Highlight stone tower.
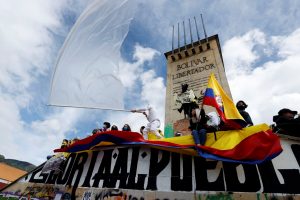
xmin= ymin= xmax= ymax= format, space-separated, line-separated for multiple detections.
xmin=164 ymin=35 xmax=231 ymax=136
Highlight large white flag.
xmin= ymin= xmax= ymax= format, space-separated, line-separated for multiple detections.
xmin=49 ymin=0 xmax=137 ymax=110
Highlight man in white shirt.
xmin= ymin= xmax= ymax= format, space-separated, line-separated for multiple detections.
xmin=131 ymin=106 xmax=163 ymax=140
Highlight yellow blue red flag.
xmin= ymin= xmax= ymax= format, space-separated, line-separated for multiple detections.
xmin=203 ymin=73 xmax=247 ymax=129
xmin=54 ymin=124 xmax=282 ymax=164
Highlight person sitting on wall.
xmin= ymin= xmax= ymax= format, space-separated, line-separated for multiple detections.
xmin=102 ymin=122 xmax=111 ymax=131
xmin=111 ymin=125 xmax=119 ymax=131
xmin=140 ymin=126 xmax=145 ymax=135
xmin=189 ymin=105 xmax=204 ymax=130
xmin=70 ymin=137 xmax=80 ymax=145
xmin=131 ymin=105 xmax=162 ymax=140
xmin=190 ymin=107 xmax=206 ymax=146
xmin=60 ymin=139 xmax=69 ymax=148
xmin=92 ymin=128 xmax=101 ymax=135
xmin=273 ymin=108 xmax=300 ymax=138
xmin=122 ymin=124 xmax=131 ymax=131
xmin=175 ymin=83 xmax=198 ymax=119
xmin=236 ymin=100 xmax=253 ymax=126
xmin=190 ymin=107 xmax=221 ymax=147
xmin=91 ymin=122 xmax=112 ymax=136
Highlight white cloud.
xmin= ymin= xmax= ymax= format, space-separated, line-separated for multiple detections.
xmin=108 ymin=44 xmax=166 ymax=133
xmin=274 ymin=29 xmax=300 ymax=57
xmin=223 ymin=28 xmax=300 ymax=125
xmin=133 ymin=44 xmax=161 ymax=64
xmin=0 ymin=0 xmax=86 ymax=165
xmin=139 ymin=70 xmax=166 ymax=124
xmin=118 ymin=43 xmax=160 ymax=88
xmin=0 ymin=91 xmax=84 ymax=164
xmin=0 ymin=95 xmax=23 ymax=158
xmin=223 ymin=29 xmax=266 ymax=78
xmin=0 ymin=1 xmax=65 ymax=94
xmin=24 ymin=108 xmax=83 ymax=164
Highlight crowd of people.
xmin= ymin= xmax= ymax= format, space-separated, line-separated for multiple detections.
xmin=234 ymin=101 xmax=300 ymax=140
xmin=59 ymin=138 xmax=80 ymax=149
xmin=59 ymin=105 xmax=164 ymax=148
xmin=189 ymin=100 xmax=300 ymax=146
xmin=89 ymin=106 xmax=163 ymax=140
xmin=59 ymin=101 xmax=300 ymax=149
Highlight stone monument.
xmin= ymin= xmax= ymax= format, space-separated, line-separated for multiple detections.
xmin=164 ymin=34 xmax=232 ymax=136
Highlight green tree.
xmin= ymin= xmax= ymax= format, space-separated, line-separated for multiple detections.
xmin=0 ymin=154 xmax=5 ymax=162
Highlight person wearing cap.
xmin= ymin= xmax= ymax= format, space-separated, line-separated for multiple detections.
xmin=236 ymin=100 xmax=253 ymax=126
xmin=276 ymin=108 xmax=298 ymax=122
xmin=273 ymin=108 xmax=300 ymax=138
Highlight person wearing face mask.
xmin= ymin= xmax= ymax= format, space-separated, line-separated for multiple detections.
xmin=236 ymin=100 xmax=253 ymax=126
xmin=122 ymin=124 xmax=131 ymax=131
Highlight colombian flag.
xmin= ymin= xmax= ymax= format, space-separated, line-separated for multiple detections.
xmin=203 ymin=73 xmax=248 ymax=129
xmin=54 ymin=124 xmax=282 ymax=164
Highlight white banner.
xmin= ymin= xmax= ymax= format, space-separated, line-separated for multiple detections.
xmin=49 ymin=0 xmax=137 ymax=110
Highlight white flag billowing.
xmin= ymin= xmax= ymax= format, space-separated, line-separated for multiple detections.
xmin=49 ymin=0 xmax=137 ymax=110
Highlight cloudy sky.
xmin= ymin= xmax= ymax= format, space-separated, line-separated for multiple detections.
xmin=1 ymin=0 xmax=300 ymax=165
